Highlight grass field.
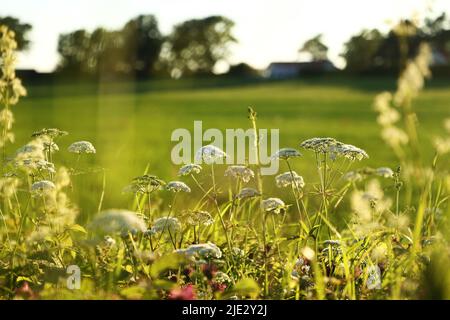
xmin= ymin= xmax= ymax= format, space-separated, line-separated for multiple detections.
xmin=9 ymin=76 xmax=450 ymax=223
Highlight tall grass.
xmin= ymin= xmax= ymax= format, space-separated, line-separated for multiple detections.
xmin=0 ymin=26 xmax=449 ymax=300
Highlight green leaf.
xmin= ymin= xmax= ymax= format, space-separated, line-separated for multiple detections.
xmin=69 ymin=224 xmax=87 ymax=234
xmin=150 ymin=253 xmax=186 ymax=279
xmin=233 ymin=278 xmax=260 ymax=299
xmin=120 ymin=286 xmax=146 ymax=300
xmin=16 ymin=276 xmax=33 ymax=284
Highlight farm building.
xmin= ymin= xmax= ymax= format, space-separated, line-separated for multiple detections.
xmin=265 ymin=60 xmax=337 ymax=78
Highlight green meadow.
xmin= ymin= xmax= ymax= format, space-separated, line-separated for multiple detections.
xmin=10 ymin=76 xmax=450 ymax=222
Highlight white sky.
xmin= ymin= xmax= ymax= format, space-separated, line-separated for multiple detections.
xmin=2 ymin=0 xmax=449 ymax=72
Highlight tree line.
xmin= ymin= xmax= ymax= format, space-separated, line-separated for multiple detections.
xmin=1 ymin=12 xmax=450 ymax=79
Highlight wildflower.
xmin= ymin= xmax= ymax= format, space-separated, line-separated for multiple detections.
xmin=55 ymin=167 xmax=71 ymax=189
xmin=89 ymin=209 xmax=147 ymax=235
xmin=14 ymin=282 xmax=35 ymax=300
xmin=224 ymin=165 xmax=254 ymax=183
xmin=123 ymin=174 xmax=165 ymax=194
xmin=232 ymin=247 xmax=245 ymax=258
xmin=31 ymin=180 xmax=56 ymax=195
xmin=366 ymin=265 xmax=382 ymax=290
xmin=176 ymin=242 xmax=222 ymax=259
xmin=15 ymin=139 xmax=46 ymax=161
xmin=182 ymin=210 xmax=214 ymax=226
xmin=373 ymin=92 xmax=392 ymax=112
xmin=371 ymin=243 xmax=387 ymax=263
xmin=343 ymin=171 xmax=363 ymax=182
xmin=166 ymin=181 xmax=191 ymax=193
xmin=236 ymin=187 xmax=261 ymax=199
xmin=150 ymin=216 xmax=181 ymax=233
xmin=43 ymin=141 xmax=59 ymax=153
xmin=300 ymin=137 xmax=340 ymax=153
xmin=17 ymin=159 xmax=56 ymax=174
xmin=31 ymin=128 xmax=68 ymax=139
xmin=387 ymin=213 xmax=410 ymax=231
xmin=195 ymin=145 xmax=227 ymax=164
xmin=0 ymin=108 xmax=14 ymax=130
xmin=275 ymin=171 xmax=305 ymax=188
xmin=178 ymin=163 xmax=202 ymax=176
xmin=332 ymin=143 xmax=369 ymax=161
xmin=377 ymin=108 xmax=400 ymax=126
xmin=261 ymin=197 xmax=286 ymax=214
xmin=214 ymin=271 xmax=232 ymax=285
xmin=376 ymin=167 xmax=394 ymax=178
xmin=301 ymin=247 xmax=315 ymax=261
xmin=444 ymin=118 xmax=450 ymax=133
xmin=0 ymin=175 xmax=20 ymax=198
xmin=271 ymin=148 xmax=302 ymax=160
xmin=168 ymin=284 xmax=196 ymax=300
xmin=104 ymin=236 xmax=116 ymax=247
xmin=381 ymin=127 xmax=409 ymax=146
xmin=68 ymin=141 xmax=96 ymax=154
xmin=434 ymin=136 xmax=450 ymax=155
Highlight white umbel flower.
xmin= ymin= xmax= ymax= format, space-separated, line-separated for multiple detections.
xmin=68 ymin=141 xmax=96 ymax=154
xmin=376 ymin=167 xmax=394 ymax=178
xmin=166 ymin=181 xmax=191 ymax=193
xmin=275 ymin=171 xmax=305 ymax=188
xmin=224 ymin=165 xmax=254 ymax=183
xmin=195 ymin=145 xmax=227 ymax=164
xmin=271 ymin=148 xmax=302 ymax=160
xmin=150 ymin=216 xmax=181 ymax=233
xmin=31 ymin=180 xmax=56 ymax=195
xmin=89 ymin=209 xmax=147 ymax=235
xmin=236 ymin=187 xmax=261 ymax=199
xmin=176 ymin=242 xmax=222 ymax=259
xmin=262 ymin=198 xmax=286 ymax=214
xmin=178 ymin=163 xmax=202 ymax=176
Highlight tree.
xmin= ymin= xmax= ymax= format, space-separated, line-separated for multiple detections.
xmin=0 ymin=16 xmax=32 ymax=51
xmin=57 ymin=15 xmax=164 ymax=78
xmin=341 ymin=29 xmax=384 ymax=73
xmin=164 ymin=16 xmax=236 ymax=77
xmin=299 ymin=34 xmax=328 ymax=61
xmin=121 ymin=15 xmax=164 ymax=78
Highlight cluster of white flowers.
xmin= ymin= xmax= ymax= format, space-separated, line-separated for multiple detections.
xmin=176 ymin=242 xmax=222 ymax=259
xmin=178 ymin=163 xmax=202 ymax=176
xmin=271 ymin=148 xmax=302 ymax=160
xmin=89 ymin=209 xmax=147 ymax=235
xmin=301 ymin=137 xmax=368 ymax=161
xmin=300 ymin=137 xmax=339 ymax=153
xmin=149 ymin=216 xmax=181 ymax=234
xmin=166 ymin=181 xmax=191 ymax=193
xmin=123 ymin=174 xmax=165 ymax=194
xmin=30 ymin=180 xmax=56 ymax=196
xmin=68 ymin=141 xmax=96 ymax=154
xmin=18 ymin=159 xmax=56 ymax=175
xmin=236 ymin=187 xmax=261 ymax=199
xmin=182 ymin=210 xmax=214 ymax=226
xmin=344 ymin=167 xmax=394 ymax=182
xmin=32 ymin=128 xmax=68 ymax=139
xmin=331 ymin=143 xmax=369 ymax=161
xmin=275 ymin=171 xmax=305 ymax=189
xmin=261 ymin=197 xmax=286 ymax=214
xmin=214 ymin=271 xmax=232 ymax=284
xmin=195 ymin=145 xmax=227 ymax=164
xmin=224 ymin=165 xmax=254 ymax=183
xmin=0 ymin=26 xmax=26 ymax=148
